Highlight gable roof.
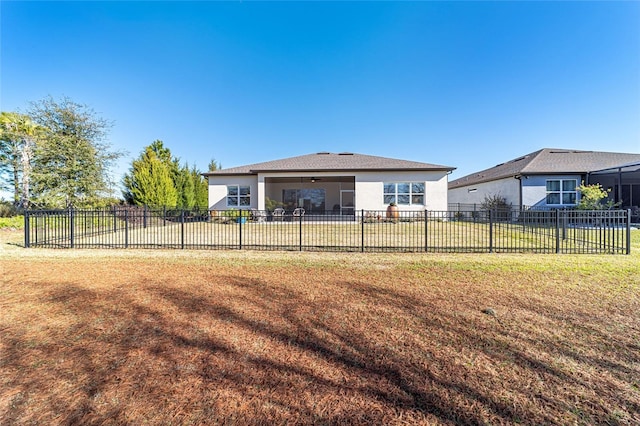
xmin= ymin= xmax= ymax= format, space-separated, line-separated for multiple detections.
xmin=449 ymin=148 xmax=640 ymax=189
xmin=204 ymin=152 xmax=455 ymax=176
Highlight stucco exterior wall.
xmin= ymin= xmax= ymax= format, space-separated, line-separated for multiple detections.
xmin=208 ymin=170 xmax=450 ymax=212
xmin=521 ymin=174 xmax=583 ymax=208
xmin=354 ymin=171 xmax=449 ymax=211
xmin=207 ymin=175 xmax=258 ymax=210
xmin=448 ymin=174 xmax=586 ymax=209
xmin=448 ymin=177 xmax=520 ymax=207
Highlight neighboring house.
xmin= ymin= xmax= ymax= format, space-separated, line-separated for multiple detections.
xmin=448 ymin=148 xmax=640 ymax=209
xmin=203 ymin=152 xmax=455 ymax=214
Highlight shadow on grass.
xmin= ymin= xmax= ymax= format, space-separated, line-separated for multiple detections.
xmin=1 ymin=274 xmax=639 ymax=425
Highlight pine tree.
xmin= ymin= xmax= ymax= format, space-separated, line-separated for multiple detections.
xmin=123 ymin=146 xmax=178 ymax=207
xmin=176 ymin=164 xmax=195 ymax=208
xmin=192 ymin=165 xmax=209 ymax=208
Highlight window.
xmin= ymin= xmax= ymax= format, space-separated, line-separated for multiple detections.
xmin=227 ymin=185 xmax=251 ymax=207
xmin=546 ymin=179 xmax=577 ymax=205
xmin=383 ymin=182 xmax=425 ymax=205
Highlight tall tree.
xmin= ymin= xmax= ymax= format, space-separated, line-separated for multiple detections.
xmin=192 ymin=165 xmax=209 ymax=208
xmin=28 ymin=96 xmax=121 ymax=208
xmin=208 ymin=158 xmax=221 ymax=172
xmin=0 ymin=112 xmax=40 ymax=208
xmin=123 ymin=146 xmax=178 ymax=207
xmin=176 ymin=163 xmax=196 ymax=208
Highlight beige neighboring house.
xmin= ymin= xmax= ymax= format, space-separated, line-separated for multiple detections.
xmin=448 ymin=148 xmax=640 ymax=209
xmin=203 ymin=152 xmax=455 ymax=214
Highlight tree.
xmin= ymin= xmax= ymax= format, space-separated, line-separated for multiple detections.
xmin=577 ymin=182 xmax=617 ymax=210
xmin=175 ymin=163 xmax=196 ymax=208
xmin=28 ymin=96 xmax=122 ymax=208
xmin=123 ymin=146 xmax=178 ymax=207
xmin=0 ymin=112 xmax=40 ymax=208
xmin=192 ymin=165 xmax=209 ymax=208
xmin=208 ymin=158 xmax=221 ymax=172
xmin=124 ymin=140 xmax=210 ymax=208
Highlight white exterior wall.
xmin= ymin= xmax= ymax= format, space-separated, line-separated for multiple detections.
xmin=521 ymin=174 xmax=583 ymax=208
xmin=208 ymin=170 xmax=450 ymax=211
xmin=207 ymin=175 xmax=258 ymax=210
xmin=354 ymin=171 xmax=449 ymax=211
xmin=448 ymin=177 xmax=520 ymax=207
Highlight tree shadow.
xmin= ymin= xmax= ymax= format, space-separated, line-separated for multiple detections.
xmin=2 ymin=273 xmax=638 ymax=425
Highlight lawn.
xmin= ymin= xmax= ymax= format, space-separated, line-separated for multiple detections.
xmin=1 ymin=229 xmax=639 ymax=424
xmin=26 ymin=215 xmax=630 ymax=254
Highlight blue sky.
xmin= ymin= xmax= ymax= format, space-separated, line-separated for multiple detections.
xmin=1 ymin=1 xmax=639 ymax=197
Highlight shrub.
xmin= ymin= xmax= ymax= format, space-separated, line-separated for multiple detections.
xmin=480 ymin=194 xmax=511 ymax=221
xmin=0 ymin=201 xmax=20 ymax=218
xmin=577 ymin=183 xmax=619 ymax=210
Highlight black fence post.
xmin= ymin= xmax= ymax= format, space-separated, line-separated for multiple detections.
xmin=299 ymin=209 xmax=303 ymax=252
xmin=24 ymin=210 xmax=30 ymax=248
xmin=626 ymin=209 xmax=631 ymax=255
xmin=236 ymin=209 xmax=242 ymax=250
xmin=124 ymin=209 xmax=129 ymax=249
xmin=163 ymin=206 xmax=167 ymax=226
xmin=181 ymin=209 xmax=185 ymax=249
xmin=424 ymin=210 xmax=428 ymax=252
xmin=143 ymin=205 xmax=148 ymax=229
xmin=70 ymin=208 xmax=75 ymax=249
xmin=555 ymin=209 xmax=560 ymax=254
xmin=361 ymin=209 xmax=365 ymax=253
xmin=489 ymin=210 xmax=493 ymax=253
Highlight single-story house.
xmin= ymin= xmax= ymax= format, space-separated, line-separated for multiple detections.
xmin=203 ymin=152 xmax=455 ymax=214
xmin=448 ymin=148 xmax=640 ymax=209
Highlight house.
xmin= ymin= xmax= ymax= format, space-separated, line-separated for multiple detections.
xmin=448 ymin=148 xmax=640 ymax=209
xmin=203 ymin=152 xmax=455 ymax=214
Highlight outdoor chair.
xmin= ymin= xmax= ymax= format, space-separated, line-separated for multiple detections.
xmin=293 ymin=208 xmax=305 ymax=219
xmin=251 ymin=208 xmax=267 ymax=223
xmin=272 ymin=207 xmax=285 ymax=222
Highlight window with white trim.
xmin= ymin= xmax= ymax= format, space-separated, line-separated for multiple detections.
xmin=227 ymin=185 xmax=251 ymax=207
xmin=546 ymin=179 xmax=577 ymax=205
xmin=383 ymin=182 xmax=425 ymax=205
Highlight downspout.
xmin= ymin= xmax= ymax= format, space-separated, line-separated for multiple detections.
xmin=515 ymin=175 xmax=523 ymax=209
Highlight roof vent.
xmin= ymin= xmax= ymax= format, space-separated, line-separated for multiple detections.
xmin=317 ymin=152 xmax=330 ymax=155
xmin=338 ymin=152 xmax=354 ymax=155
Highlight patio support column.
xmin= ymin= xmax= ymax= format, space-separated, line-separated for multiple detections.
xmin=257 ymin=174 xmax=265 ymax=211
xmin=617 ymin=168 xmax=623 ymax=206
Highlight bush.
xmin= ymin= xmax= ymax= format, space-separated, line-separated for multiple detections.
xmin=480 ymin=194 xmax=512 ymax=221
xmin=577 ymin=183 xmax=619 ymax=210
xmin=223 ymin=209 xmax=251 ymax=219
xmin=0 ymin=201 xmax=20 ymax=218
xmin=0 ymin=216 xmax=24 ymax=229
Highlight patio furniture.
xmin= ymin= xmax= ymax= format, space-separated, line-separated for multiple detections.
xmin=272 ymin=207 xmax=285 ymax=222
xmin=251 ymin=208 xmax=267 ymax=223
xmin=293 ymin=208 xmax=305 ymax=219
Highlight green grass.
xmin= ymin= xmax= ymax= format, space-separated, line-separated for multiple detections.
xmin=0 ymin=216 xmax=23 ymax=229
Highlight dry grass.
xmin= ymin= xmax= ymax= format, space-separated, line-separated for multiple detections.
xmin=1 ymin=229 xmax=639 ymax=425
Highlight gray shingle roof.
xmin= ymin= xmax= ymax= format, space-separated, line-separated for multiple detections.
xmin=449 ymin=148 xmax=640 ymax=189
xmin=203 ymin=152 xmax=455 ymax=176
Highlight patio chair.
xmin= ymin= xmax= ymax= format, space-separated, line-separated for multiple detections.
xmin=251 ymin=208 xmax=267 ymax=223
xmin=272 ymin=207 xmax=285 ymax=222
xmin=293 ymin=208 xmax=305 ymax=219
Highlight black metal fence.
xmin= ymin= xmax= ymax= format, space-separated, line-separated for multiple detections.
xmin=23 ymin=207 xmax=632 ymax=254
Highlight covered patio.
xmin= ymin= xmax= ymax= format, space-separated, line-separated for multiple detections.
xmin=588 ymin=161 xmax=640 ymax=222
xmin=263 ymin=176 xmax=355 ymax=215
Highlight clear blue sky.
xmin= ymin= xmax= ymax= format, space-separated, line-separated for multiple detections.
xmin=2 ymin=1 xmax=639 ymax=196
